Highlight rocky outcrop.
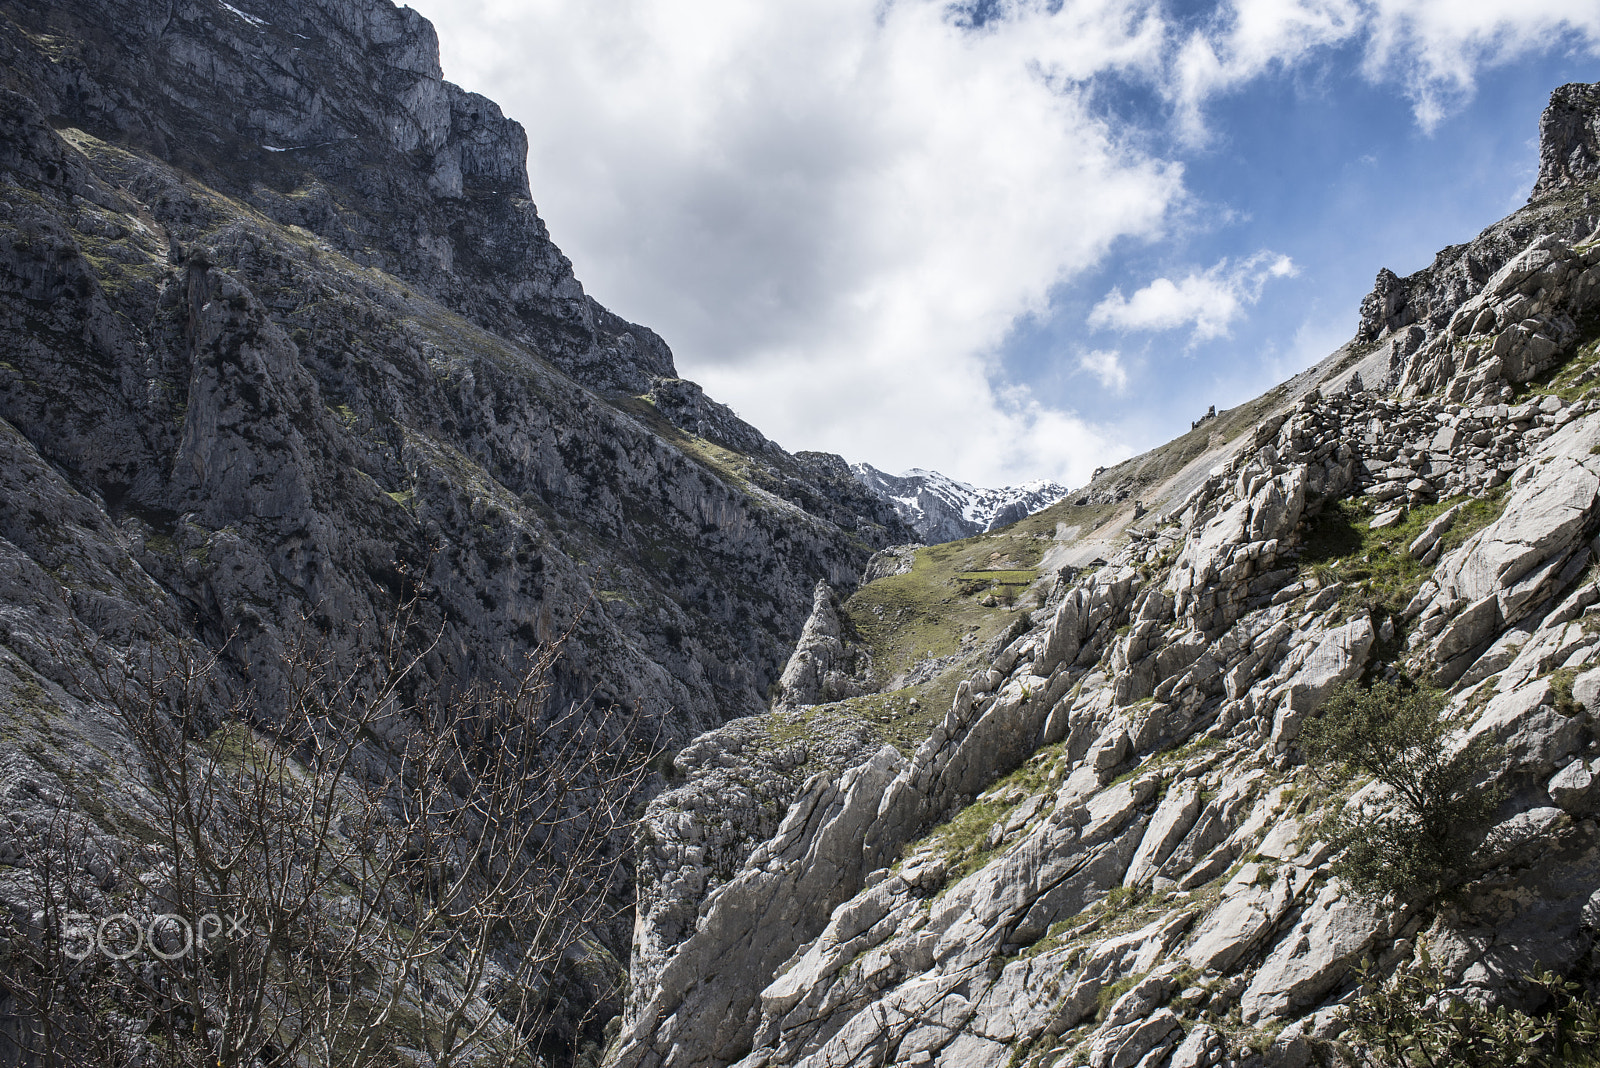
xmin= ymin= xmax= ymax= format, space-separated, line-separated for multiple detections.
xmin=772 ymin=583 xmax=872 ymax=709
xmin=1533 ymin=82 xmax=1600 ymax=200
xmin=1354 ymin=85 xmax=1600 ymax=394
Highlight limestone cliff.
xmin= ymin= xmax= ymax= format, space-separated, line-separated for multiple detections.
xmin=0 ymin=0 xmax=909 ymax=1054
xmin=0 ymin=0 xmax=916 ymax=733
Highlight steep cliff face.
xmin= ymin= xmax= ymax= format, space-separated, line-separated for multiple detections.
xmin=608 ymin=84 xmax=1600 ymax=1068
xmin=0 ymin=0 xmax=674 ymax=394
xmin=1533 ymin=82 xmax=1600 ymax=202
xmin=0 ymin=0 xmax=912 ymax=735
xmin=0 ymin=0 xmax=913 ymax=1055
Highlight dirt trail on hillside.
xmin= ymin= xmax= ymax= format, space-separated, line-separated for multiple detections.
xmin=1039 ymin=343 xmax=1376 ymax=573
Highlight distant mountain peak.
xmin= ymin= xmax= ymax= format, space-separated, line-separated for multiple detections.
xmin=850 ymin=462 xmax=1070 ymax=544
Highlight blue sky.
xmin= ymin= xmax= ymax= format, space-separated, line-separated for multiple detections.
xmin=405 ymin=0 xmax=1600 ymax=489
xmin=1027 ymin=50 xmax=1593 ymax=450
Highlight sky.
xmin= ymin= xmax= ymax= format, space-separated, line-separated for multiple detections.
xmin=403 ymin=0 xmax=1600 ymax=490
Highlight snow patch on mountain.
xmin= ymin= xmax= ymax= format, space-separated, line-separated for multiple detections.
xmin=850 ymin=463 xmax=1070 ymax=544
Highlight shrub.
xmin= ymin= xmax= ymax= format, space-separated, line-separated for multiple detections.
xmin=3 ymin=603 xmax=651 ymax=1068
xmin=1301 ymin=680 xmax=1501 ymax=900
xmin=1340 ymin=944 xmax=1600 ymax=1067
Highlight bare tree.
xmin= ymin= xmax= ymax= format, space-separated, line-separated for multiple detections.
xmin=0 ymin=598 xmax=654 ymax=1068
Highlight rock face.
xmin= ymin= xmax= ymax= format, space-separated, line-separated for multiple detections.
xmin=608 ymin=83 xmax=1600 ymax=1068
xmin=0 ymin=0 xmax=909 ymax=1051
xmin=0 ymin=0 xmax=917 ymax=730
xmin=851 ymin=463 xmax=1069 ymax=544
xmin=771 ymin=582 xmax=873 ymax=709
xmin=1533 ymin=82 xmax=1600 ymax=200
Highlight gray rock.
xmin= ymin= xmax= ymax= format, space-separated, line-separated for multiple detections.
xmin=1434 ymin=595 xmax=1501 ymax=664
xmin=1089 ymin=1007 xmax=1182 ymax=1068
xmin=1573 ymin=665 xmax=1600 ymax=711
xmin=1461 ymin=680 xmax=1583 ymax=777
xmin=1533 ymin=84 xmax=1600 ymax=198
xmin=1185 ymin=863 xmax=1311 ymax=974
xmin=1547 ymin=760 xmax=1598 ymax=811
xmin=1169 ymin=1024 xmax=1226 ymax=1068
xmin=862 ymin=543 xmax=923 ymax=583
xmin=1369 ymin=506 xmax=1406 ymax=530
xmin=1271 ymin=616 xmax=1375 ymax=749
xmin=611 ymin=747 xmax=907 ymax=1068
xmin=1409 ymin=502 xmax=1464 ymax=560
xmin=1241 ymin=881 xmax=1389 ymax=1021
xmin=1434 ymin=420 xmax=1600 ymax=618
xmin=1124 ymin=782 xmax=1203 ymax=888
xmin=772 ymin=582 xmax=871 ymax=708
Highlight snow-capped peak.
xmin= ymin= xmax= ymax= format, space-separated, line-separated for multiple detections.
xmin=851 ymin=463 xmax=1070 ymax=544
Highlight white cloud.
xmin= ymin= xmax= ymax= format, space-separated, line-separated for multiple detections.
xmin=1087 ymin=252 xmax=1297 ymax=340
xmin=1079 ymin=350 xmax=1130 ymax=391
xmin=1171 ymin=0 xmax=1600 ymax=135
xmin=408 ymin=0 xmax=1174 ymax=486
xmin=1171 ymin=0 xmax=1362 ymax=141
xmin=1363 ymin=0 xmax=1600 ymax=128
xmin=405 ymin=0 xmax=1599 ymax=485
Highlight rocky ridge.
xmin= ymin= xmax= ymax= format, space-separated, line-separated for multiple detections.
xmin=606 ymin=84 xmax=1600 ymax=1068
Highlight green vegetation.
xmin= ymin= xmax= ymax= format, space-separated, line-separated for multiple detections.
xmin=922 ymin=797 xmax=1007 ymax=886
xmin=843 ymin=536 xmax=1040 ymax=693
xmin=1095 ymin=972 xmax=1146 ymax=1020
xmin=1551 ymin=667 xmax=1584 ymax=716
xmin=1523 ymin=325 xmax=1600 ymax=405
xmin=953 ymin=569 xmax=1039 ymax=600
xmin=1300 ymin=680 xmax=1503 ymax=900
xmin=1340 ymin=945 xmax=1600 ymax=1067
xmin=609 ymin=395 xmax=764 ymax=497
xmin=1297 ymin=490 xmax=1509 ymax=620
xmin=905 ymin=746 xmax=1068 ymax=886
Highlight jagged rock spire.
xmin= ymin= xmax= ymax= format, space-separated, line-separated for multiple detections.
xmin=1532 ymin=81 xmax=1600 ymax=201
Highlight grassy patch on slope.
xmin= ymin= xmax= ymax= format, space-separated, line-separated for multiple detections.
xmin=1521 ymin=320 xmax=1600 ymax=404
xmin=1298 ymin=489 xmax=1509 ymax=619
xmin=843 ymin=535 xmax=1040 ymax=687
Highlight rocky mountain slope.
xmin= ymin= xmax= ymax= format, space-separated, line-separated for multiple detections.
xmin=606 ymin=82 xmax=1600 ymax=1068
xmin=851 ymin=463 xmax=1070 ymax=544
xmin=0 ymin=0 xmax=915 ymax=736
xmin=0 ymin=0 xmax=912 ymax=1055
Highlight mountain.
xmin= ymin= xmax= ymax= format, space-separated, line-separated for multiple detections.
xmin=0 ymin=0 xmax=921 ymax=731
xmin=851 ymin=462 xmax=1071 ymax=544
xmin=0 ymin=0 xmax=911 ymax=1056
xmin=5 ymin=2 xmax=1600 ymax=1065
xmin=607 ymin=83 xmax=1600 ymax=1068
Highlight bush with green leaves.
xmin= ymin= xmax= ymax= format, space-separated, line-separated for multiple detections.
xmin=1300 ymin=680 xmax=1501 ymax=900
xmin=1340 ymin=943 xmax=1600 ymax=1067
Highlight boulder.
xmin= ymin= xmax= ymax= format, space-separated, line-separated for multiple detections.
xmin=1271 ymin=616 xmax=1375 ymax=748
xmin=1435 ymin=421 xmax=1600 ymax=609
xmin=1241 ymin=881 xmax=1389 ymax=1021
xmin=1123 ymin=782 xmax=1203 ymax=888
xmin=1185 ymin=864 xmax=1310 ymax=974
xmin=1548 ymin=757 xmax=1600 ymax=808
